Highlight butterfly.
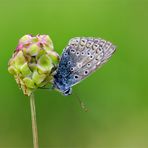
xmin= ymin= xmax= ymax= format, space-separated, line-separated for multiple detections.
xmin=53 ymin=37 xmax=116 ymax=96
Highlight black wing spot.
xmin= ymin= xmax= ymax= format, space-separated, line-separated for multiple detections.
xmin=84 ymin=70 xmax=89 ymax=75
xmin=99 ymin=47 xmax=102 ymax=51
xmin=81 ymin=51 xmax=85 ymax=55
xmin=89 ymin=55 xmax=94 ymax=59
xmin=76 ymin=51 xmax=80 ymax=56
xmin=68 ymin=61 xmax=71 ymax=65
xmin=70 ymin=67 xmax=74 ymax=71
xmin=64 ymin=52 xmax=68 ymax=56
xmin=87 ymin=63 xmax=91 ymax=67
xmin=70 ymin=49 xmax=76 ymax=53
xmin=87 ymin=52 xmax=91 ymax=56
xmin=74 ymin=75 xmax=79 ymax=79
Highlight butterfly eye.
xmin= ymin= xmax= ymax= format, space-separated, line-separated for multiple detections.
xmin=74 ymin=75 xmax=79 ymax=79
xmin=84 ymin=70 xmax=89 ymax=75
xmin=63 ymin=88 xmax=72 ymax=96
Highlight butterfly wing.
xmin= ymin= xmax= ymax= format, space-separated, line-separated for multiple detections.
xmin=53 ymin=37 xmax=116 ymax=94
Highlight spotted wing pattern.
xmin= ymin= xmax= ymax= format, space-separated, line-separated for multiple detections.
xmin=53 ymin=37 xmax=116 ymax=93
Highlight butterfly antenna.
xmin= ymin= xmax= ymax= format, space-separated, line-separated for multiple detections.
xmin=73 ymin=92 xmax=88 ymax=112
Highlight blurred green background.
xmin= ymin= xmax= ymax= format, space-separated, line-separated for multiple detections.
xmin=0 ymin=0 xmax=148 ymax=147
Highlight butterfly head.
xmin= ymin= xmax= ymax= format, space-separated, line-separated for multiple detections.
xmin=53 ymin=81 xmax=72 ymax=96
xmin=63 ymin=87 xmax=72 ymax=96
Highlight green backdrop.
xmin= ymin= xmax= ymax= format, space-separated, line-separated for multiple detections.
xmin=0 ymin=0 xmax=148 ymax=147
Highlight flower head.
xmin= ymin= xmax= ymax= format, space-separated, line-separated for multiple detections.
xmin=8 ymin=34 xmax=59 ymax=96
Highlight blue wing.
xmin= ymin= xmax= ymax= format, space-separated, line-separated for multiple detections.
xmin=53 ymin=45 xmax=78 ymax=94
xmin=53 ymin=37 xmax=116 ymax=95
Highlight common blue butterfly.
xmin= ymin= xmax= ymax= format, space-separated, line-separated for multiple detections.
xmin=53 ymin=37 xmax=116 ymax=96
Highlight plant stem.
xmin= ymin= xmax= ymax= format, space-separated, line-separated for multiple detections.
xmin=30 ymin=93 xmax=39 ymax=148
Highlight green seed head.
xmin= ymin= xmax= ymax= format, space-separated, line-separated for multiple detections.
xmin=8 ymin=34 xmax=59 ymax=96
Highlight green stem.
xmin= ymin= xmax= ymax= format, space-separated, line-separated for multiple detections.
xmin=30 ymin=93 xmax=39 ymax=148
